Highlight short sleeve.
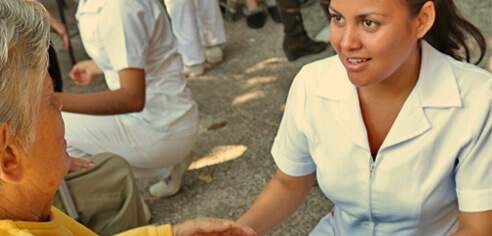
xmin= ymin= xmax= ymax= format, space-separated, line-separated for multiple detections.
xmin=99 ymin=1 xmax=150 ymax=71
xmin=271 ymin=67 xmax=316 ymax=176
xmin=455 ymin=89 xmax=492 ymax=212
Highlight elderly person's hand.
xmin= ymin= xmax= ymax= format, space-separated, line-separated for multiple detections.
xmin=68 ymin=156 xmax=94 ymax=172
xmin=172 ymin=218 xmax=256 ymax=236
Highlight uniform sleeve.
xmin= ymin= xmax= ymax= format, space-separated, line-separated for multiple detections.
xmin=271 ymin=67 xmax=316 ymax=176
xmin=114 ymin=224 xmax=173 ymax=236
xmin=455 ymin=88 xmax=492 ymax=212
xmin=98 ymin=1 xmax=150 ymax=72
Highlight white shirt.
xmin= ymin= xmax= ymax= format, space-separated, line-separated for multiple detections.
xmin=75 ymin=0 xmax=198 ymax=139
xmin=272 ymin=41 xmax=492 ymax=236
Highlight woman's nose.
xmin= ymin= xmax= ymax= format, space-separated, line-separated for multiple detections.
xmin=340 ymin=26 xmax=362 ymax=51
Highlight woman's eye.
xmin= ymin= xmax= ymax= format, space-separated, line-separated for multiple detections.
xmin=330 ymin=15 xmax=345 ymax=24
xmin=362 ymin=19 xmax=378 ymax=29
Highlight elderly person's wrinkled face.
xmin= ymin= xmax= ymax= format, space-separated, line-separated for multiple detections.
xmin=21 ymin=73 xmax=70 ymax=196
xmin=0 ymin=0 xmax=71 ymax=222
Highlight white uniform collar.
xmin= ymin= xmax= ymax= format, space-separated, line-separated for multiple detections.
xmin=416 ymin=40 xmax=462 ymax=108
xmin=314 ymin=40 xmax=462 ymax=109
xmin=76 ymin=0 xmax=108 ymax=15
xmin=313 ymin=55 xmax=352 ymax=102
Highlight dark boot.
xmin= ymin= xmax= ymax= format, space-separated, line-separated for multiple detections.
xmin=277 ymin=0 xmax=326 ymax=61
xmin=265 ymin=1 xmax=282 ymax=23
xmin=282 ymin=32 xmax=326 ymax=61
xmin=243 ymin=6 xmax=265 ymax=29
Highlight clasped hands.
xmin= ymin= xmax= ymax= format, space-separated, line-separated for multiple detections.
xmin=172 ymin=218 xmax=256 ymax=236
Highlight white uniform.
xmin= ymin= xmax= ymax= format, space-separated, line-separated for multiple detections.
xmin=272 ymin=41 xmax=492 ymax=235
xmin=164 ymin=0 xmax=226 ymax=66
xmin=64 ymin=0 xmax=199 ymax=178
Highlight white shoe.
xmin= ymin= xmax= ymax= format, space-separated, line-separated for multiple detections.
xmin=205 ymin=45 xmax=223 ymax=64
xmin=149 ymin=153 xmax=193 ymax=197
xmin=182 ymin=63 xmax=205 ymax=77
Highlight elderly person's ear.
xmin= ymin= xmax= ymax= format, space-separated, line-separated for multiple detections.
xmin=0 ymin=124 xmax=23 ymax=183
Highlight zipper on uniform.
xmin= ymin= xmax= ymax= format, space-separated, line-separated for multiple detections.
xmin=368 ymin=158 xmax=376 ymax=235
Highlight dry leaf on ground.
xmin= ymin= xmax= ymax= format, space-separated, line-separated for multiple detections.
xmin=197 ymin=173 xmax=213 ymax=184
xmin=207 ymin=121 xmax=227 ymax=130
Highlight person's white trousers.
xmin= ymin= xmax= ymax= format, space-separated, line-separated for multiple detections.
xmin=62 ymin=112 xmax=197 ymax=179
xmin=164 ymin=0 xmax=226 ymax=66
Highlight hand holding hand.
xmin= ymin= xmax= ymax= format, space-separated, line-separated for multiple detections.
xmin=172 ymin=218 xmax=256 ymax=236
xmin=69 ymin=60 xmax=102 ymax=86
xmin=68 ymin=156 xmax=94 ymax=172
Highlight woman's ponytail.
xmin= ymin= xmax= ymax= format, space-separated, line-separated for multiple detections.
xmin=406 ymin=0 xmax=486 ymax=64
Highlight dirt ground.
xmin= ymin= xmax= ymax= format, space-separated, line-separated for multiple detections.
xmin=42 ymin=0 xmax=491 ymax=235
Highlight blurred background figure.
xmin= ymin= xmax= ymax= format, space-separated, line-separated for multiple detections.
xmin=164 ymin=0 xmax=226 ymax=76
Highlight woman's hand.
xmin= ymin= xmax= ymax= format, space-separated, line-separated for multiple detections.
xmin=69 ymin=60 xmax=103 ymax=86
xmin=172 ymin=218 xmax=256 ymax=236
xmin=68 ymin=156 xmax=93 ymax=172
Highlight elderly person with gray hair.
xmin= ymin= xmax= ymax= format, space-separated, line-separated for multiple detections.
xmin=0 ymin=1 xmax=255 ymax=235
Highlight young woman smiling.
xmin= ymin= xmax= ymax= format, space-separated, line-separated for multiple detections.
xmin=235 ymin=0 xmax=492 ymax=235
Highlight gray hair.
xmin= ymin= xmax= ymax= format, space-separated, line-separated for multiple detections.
xmin=0 ymin=0 xmax=50 ymax=145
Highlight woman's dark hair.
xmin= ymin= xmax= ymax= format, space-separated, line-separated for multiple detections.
xmin=405 ymin=0 xmax=487 ymax=64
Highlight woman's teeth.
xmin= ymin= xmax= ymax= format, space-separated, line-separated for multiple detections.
xmin=348 ymin=58 xmax=369 ymax=64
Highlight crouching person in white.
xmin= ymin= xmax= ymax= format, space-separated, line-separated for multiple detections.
xmin=56 ymin=0 xmax=199 ymax=197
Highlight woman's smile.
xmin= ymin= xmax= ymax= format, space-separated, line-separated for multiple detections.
xmin=343 ymin=56 xmax=372 ymax=72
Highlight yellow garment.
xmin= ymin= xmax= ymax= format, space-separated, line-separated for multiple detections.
xmin=0 ymin=207 xmax=172 ymax=236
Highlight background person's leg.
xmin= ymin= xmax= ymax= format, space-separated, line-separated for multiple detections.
xmin=276 ymin=0 xmax=326 ymax=61
xmin=62 ymin=112 xmax=194 ymax=176
xmin=194 ymin=0 xmax=226 ymax=47
xmin=194 ymin=0 xmax=226 ymax=64
xmin=164 ymin=0 xmax=206 ymax=76
xmin=54 ymin=153 xmax=151 ymax=236
xmin=243 ymin=0 xmax=265 ymax=29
